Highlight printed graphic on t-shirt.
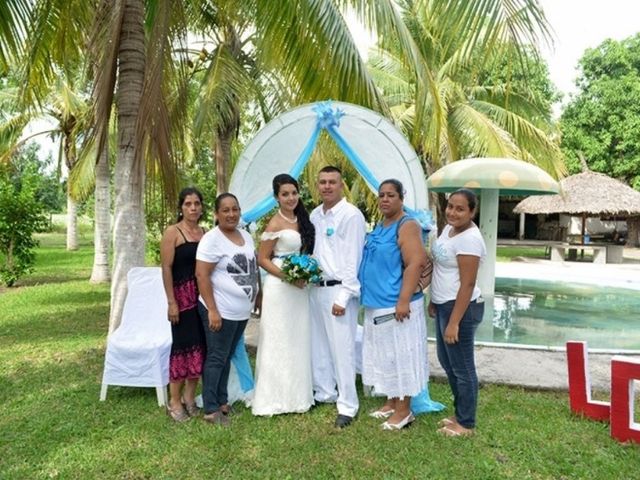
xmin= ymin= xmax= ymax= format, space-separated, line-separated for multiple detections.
xmin=227 ymin=253 xmax=259 ymax=302
xmin=431 ymin=242 xmax=447 ymax=263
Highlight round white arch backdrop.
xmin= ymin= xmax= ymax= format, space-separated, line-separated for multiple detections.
xmin=228 ymin=101 xmax=429 ymax=223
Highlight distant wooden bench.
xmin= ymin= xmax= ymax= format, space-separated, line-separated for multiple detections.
xmin=550 ymin=243 xmax=607 ymax=264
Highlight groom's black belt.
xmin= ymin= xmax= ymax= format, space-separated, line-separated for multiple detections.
xmin=317 ymin=280 xmax=342 ymax=287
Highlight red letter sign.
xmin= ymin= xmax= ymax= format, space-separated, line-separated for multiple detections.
xmin=566 ymin=341 xmax=610 ymax=421
xmin=610 ymin=356 xmax=640 ymax=443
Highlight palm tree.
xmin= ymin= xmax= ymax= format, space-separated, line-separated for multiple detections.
xmin=369 ymin=0 xmax=563 ymax=173
xmin=11 ymin=0 xmax=565 ymax=331
xmin=0 ymin=72 xmax=92 ymax=251
xmin=3 ymin=0 xmax=111 ymax=267
xmin=48 ymin=76 xmax=92 ymax=251
xmin=186 ymin=0 xmax=390 ymax=194
xmin=89 ymin=0 xmax=147 ymax=331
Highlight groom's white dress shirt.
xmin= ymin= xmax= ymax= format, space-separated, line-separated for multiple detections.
xmin=310 ymin=198 xmax=365 ymax=307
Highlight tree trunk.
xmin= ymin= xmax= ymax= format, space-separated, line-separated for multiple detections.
xmin=63 ymin=131 xmax=79 ymax=251
xmin=90 ymin=142 xmax=111 ymax=283
xmin=431 ymin=192 xmax=448 ymax=235
xmin=66 ymin=194 xmax=78 ymax=250
xmin=626 ymin=216 xmax=640 ymax=248
xmin=214 ymin=27 xmax=241 ymax=196
xmin=108 ymin=0 xmax=146 ymax=333
xmin=214 ymin=120 xmax=236 ymax=195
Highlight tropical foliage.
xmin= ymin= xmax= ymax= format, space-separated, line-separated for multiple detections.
xmin=0 ymin=0 xmax=29 ymax=73
xmin=367 ymin=0 xmax=564 ymax=179
xmin=0 ymin=0 xmax=566 ymax=329
xmin=560 ymin=34 xmax=640 ymax=190
xmin=0 ymin=146 xmax=48 ymax=286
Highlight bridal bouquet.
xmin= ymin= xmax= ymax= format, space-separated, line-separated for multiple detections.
xmin=281 ymin=254 xmax=323 ymax=284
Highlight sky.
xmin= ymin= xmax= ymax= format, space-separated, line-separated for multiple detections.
xmin=538 ymin=0 xmax=640 ymax=101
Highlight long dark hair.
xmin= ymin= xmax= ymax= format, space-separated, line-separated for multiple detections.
xmin=272 ymin=174 xmax=315 ymax=254
xmin=176 ymin=187 xmax=204 ymax=222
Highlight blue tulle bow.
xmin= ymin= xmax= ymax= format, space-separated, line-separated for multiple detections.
xmin=312 ymin=101 xmax=345 ymax=129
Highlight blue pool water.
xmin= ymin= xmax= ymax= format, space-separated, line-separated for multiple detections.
xmin=427 ymin=278 xmax=640 ymax=350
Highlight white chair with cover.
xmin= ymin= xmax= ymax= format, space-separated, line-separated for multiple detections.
xmin=100 ymin=267 xmax=172 ymax=406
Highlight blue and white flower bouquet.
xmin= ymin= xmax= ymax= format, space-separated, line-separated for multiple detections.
xmin=281 ymin=254 xmax=323 ymax=284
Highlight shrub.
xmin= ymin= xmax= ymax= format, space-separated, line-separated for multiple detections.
xmin=0 ymin=162 xmax=47 ymax=286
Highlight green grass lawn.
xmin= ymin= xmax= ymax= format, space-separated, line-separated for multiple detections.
xmin=1 ymin=234 xmax=638 ymax=479
xmin=496 ymin=246 xmax=549 ymax=261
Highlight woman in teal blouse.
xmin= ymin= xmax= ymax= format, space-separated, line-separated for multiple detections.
xmin=358 ymin=179 xmax=429 ymax=430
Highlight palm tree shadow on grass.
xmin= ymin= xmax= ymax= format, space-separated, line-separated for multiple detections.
xmin=2 ymin=305 xmax=108 ymax=347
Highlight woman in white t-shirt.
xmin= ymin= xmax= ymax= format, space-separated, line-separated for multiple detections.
xmin=195 ymin=193 xmax=260 ymax=427
xmin=428 ymin=188 xmax=486 ymax=437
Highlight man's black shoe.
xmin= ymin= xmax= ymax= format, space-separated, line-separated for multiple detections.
xmin=334 ymin=414 xmax=353 ymax=428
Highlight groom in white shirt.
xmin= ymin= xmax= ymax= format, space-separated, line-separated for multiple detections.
xmin=309 ymin=166 xmax=366 ymax=428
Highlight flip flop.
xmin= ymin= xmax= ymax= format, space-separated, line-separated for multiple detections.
xmin=438 ymin=416 xmax=457 ymax=427
xmin=369 ymin=408 xmax=395 ymax=419
xmin=381 ymin=413 xmax=415 ymax=430
xmin=437 ymin=425 xmax=474 ymax=437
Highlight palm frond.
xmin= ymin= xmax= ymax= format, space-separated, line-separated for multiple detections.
xmin=0 ymin=0 xmax=30 ymax=71
xmin=87 ymin=0 xmax=124 ymax=164
xmin=67 ymin=134 xmax=97 ymax=201
xmin=193 ymin=44 xmax=253 ymax=136
xmin=18 ymin=0 xmax=93 ymax=107
xmin=448 ymin=102 xmax=519 ymax=159
xmin=136 ymin=0 xmax=183 ymax=208
xmin=0 ymin=112 xmax=35 ymax=158
xmin=254 ymin=0 xmax=385 ymax=111
xmin=443 ymin=0 xmax=553 ymax=68
xmin=470 ymin=83 xmax=552 ymax=127
xmin=367 ymin=49 xmax=413 ymax=106
xmin=472 ymin=99 xmax=565 ymax=177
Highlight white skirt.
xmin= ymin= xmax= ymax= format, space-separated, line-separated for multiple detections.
xmin=361 ymin=297 xmax=428 ymax=399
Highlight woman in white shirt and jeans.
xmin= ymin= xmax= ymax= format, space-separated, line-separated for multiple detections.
xmin=196 ymin=193 xmax=260 ymax=427
xmin=429 ymin=188 xmax=486 ymax=437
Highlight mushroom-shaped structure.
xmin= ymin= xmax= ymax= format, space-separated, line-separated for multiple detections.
xmin=427 ymin=157 xmax=560 ymax=297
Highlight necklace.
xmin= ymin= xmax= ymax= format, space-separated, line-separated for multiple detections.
xmin=278 ymin=209 xmax=298 ymax=224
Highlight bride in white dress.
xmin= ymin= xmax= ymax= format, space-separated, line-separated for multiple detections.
xmin=252 ymin=174 xmax=315 ymax=415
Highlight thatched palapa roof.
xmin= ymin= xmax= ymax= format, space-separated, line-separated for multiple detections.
xmin=513 ymin=171 xmax=640 ymax=217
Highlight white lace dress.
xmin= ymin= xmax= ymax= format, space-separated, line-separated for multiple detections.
xmin=251 ymin=229 xmax=314 ymax=416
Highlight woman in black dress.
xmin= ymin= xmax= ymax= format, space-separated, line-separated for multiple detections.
xmin=160 ymin=187 xmax=207 ymax=421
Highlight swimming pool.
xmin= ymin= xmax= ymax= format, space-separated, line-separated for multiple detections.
xmin=428 ymin=278 xmax=640 ymax=350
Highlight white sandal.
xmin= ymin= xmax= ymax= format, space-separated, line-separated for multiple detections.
xmin=381 ymin=413 xmax=415 ymax=430
xmin=369 ymin=408 xmax=395 ymax=419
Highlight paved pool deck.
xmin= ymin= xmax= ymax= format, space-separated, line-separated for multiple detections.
xmin=245 ymin=248 xmax=640 ymax=391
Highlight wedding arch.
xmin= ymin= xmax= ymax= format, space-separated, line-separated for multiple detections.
xmin=228 ymin=101 xmax=444 ymax=415
xmin=228 ymin=101 xmax=429 ymax=224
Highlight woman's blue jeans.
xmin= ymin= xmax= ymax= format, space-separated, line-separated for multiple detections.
xmin=198 ymin=302 xmax=247 ymax=414
xmin=434 ymin=299 xmax=484 ymax=429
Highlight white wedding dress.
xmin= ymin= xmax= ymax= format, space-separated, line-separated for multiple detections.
xmin=251 ymin=229 xmax=314 ymax=416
